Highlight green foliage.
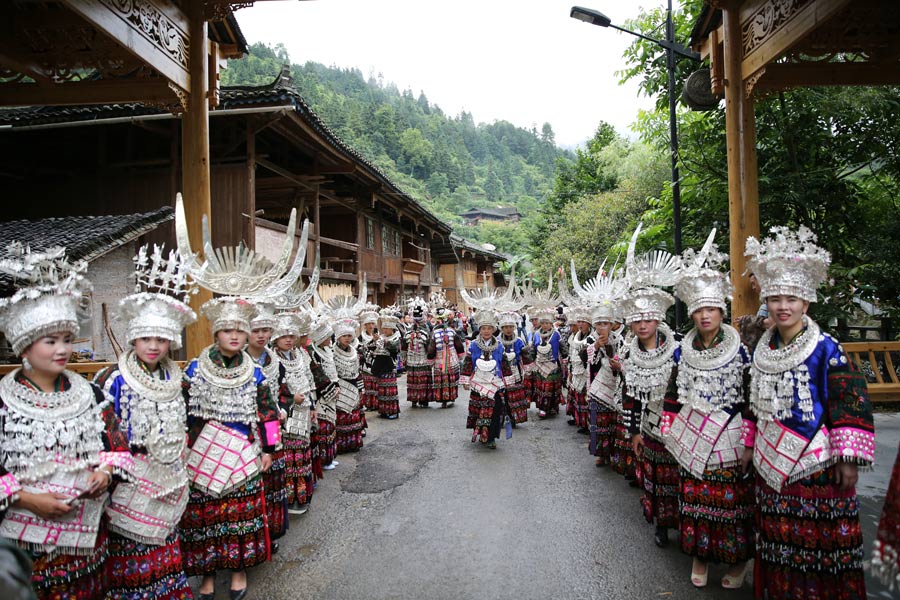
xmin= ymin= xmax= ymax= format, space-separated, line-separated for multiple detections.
xmin=617 ymin=2 xmax=900 ymax=322
xmin=223 ymin=43 xmax=572 ymax=258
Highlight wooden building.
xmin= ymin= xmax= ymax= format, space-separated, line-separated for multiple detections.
xmin=459 ymin=206 xmax=522 ymax=226
xmin=0 ymin=69 xmax=505 ymax=312
xmin=689 ymin=0 xmax=900 ymax=319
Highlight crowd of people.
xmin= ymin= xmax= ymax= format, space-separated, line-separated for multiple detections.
xmin=0 ymin=219 xmax=899 ymax=600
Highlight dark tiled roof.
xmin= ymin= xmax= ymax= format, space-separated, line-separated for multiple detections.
xmin=449 ymin=234 xmax=507 ymax=263
xmin=0 ymin=206 xmax=174 ymax=295
xmin=460 ymin=207 xmax=520 ymax=218
xmin=0 ymin=71 xmax=452 ymax=236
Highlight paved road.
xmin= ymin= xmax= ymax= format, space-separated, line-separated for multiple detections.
xmin=201 ymin=379 xmax=897 ymax=600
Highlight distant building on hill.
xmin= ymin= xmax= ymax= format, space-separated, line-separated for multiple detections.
xmin=459 ymin=206 xmax=521 ymax=226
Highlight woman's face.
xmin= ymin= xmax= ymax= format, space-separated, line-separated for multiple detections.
xmin=364 ymin=323 xmax=375 ymax=334
xmin=692 ymin=306 xmax=723 ymax=336
xmin=275 ymin=335 xmax=296 ymax=352
xmin=766 ymin=295 xmax=808 ymax=330
xmin=21 ymin=331 xmax=73 ymax=377
xmin=338 ymin=334 xmax=354 ymax=347
xmin=216 ymin=329 xmax=247 ymax=355
xmin=577 ymin=320 xmax=590 ymax=334
xmin=630 ymin=319 xmax=659 ymax=342
xmin=479 ymin=325 xmax=495 ymax=340
xmin=381 ymin=327 xmax=395 ymax=336
xmin=539 ymin=320 xmax=553 ymax=332
xmin=248 ymin=327 xmax=273 ymax=350
xmin=133 ymin=336 xmax=170 ymax=367
xmin=593 ymin=321 xmax=611 ymax=345
xmin=500 ymin=324 xmax=515 ymax=337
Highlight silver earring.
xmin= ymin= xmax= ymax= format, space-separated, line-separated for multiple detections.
xmin=21 ymin=357 xmax=32 ymax=371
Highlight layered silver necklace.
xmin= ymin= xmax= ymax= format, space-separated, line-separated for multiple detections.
xmin=0 ymin=369 xmax=104 ymax=482
xmin=117 ymin=352 xmax=187 ymax=466
xmin=251 ymin=347 xmax=280 ymax=400
xmin=676 ymin=324 xmax=745 ymax=414
xmin=475 ymin=335 xmax=499 ymax=356
xmin=750 ymin=316 xmax=820 ymax=422
xmin=623 ymin=322 xmax=678 ymax=404
xmin=188 ymin=345 xmax=258 ymax=425
xmin=278 ymin=348 xmax=313 ymax=396
xmin=314 ymin=344 xmax=339 ymax=382
xmin=334 ymin=343 xmax=360 ymax=380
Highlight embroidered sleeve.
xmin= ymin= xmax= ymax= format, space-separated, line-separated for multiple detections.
xmin=826 ymin=349 xmax=875 ymax=466
xmin=621 ymin=384 xmax=641 ymax=436
xmin=93 ymin=384 xmax=135 ymax=477
xmin=426 ymin=336 xmax=437 ymax=360
xmin=661 ymin=365 xmax=681 ymax=437
xmin=459 ymin=343 xmax=475 ymax=386
xmin=256 ymin=378 xmax=280 ymax=452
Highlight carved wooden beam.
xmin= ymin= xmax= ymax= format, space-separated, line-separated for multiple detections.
xmin=739 ymin=0 xmax=853 ymax=81
xmin=0 ymin=79 xmax=176 ymax=106
xmin=61 ymin=0 xmax=191 ymax=94
xmin=755 ymin=61 xmax=900 ymax=91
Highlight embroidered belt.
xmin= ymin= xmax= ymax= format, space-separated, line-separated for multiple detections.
xmin=0 ymin=469 xmax=105 ymax=555
xmin=588 ymin=366 xmax=619 ymax=411
xmin=186 ymin=422 xmax=261 ymax=498
xmin=107 ymin=454 xmax=189 ymax=546
xmin=754 ymin=419 xmax=832 ymax=492
xmin=665 ymin=408 xmax=742 ymax=478
xmin=471 ymin=369 xmax=503 ymax=399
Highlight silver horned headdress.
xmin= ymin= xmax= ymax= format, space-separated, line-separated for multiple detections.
xmin=675 ymin=229 xmax=732 ymax=316
xmin=621 ymin=223 xmax=679 ymax=324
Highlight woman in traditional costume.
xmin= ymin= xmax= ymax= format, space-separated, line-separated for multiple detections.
xmin=94 ymin=245 xmax=195 ymax=600
xmin=661 ymin=234 xmax=754 ymax=589
xmin=427 ymin=305 xmax=465 ymax=409
xmin=373 ymin=309 xmax=401 ymax=419
xmin=461 ymin=310 xmax=508 ymax=449
xmin=744 ymin=226 xmax=874 ymax=600
xmin=586 ymin=303 xmax=623 ymax=468
xmin=244 ymin=302 xmax=289 ymax=554
xmin=180 ymin=298 xmax=279 ymax=600
xmin=333 ymin=316 xmax=365 ymax=453
xmin=529 ymin=308 xmax=563 ymax=419
xmin=271 ymin=312 xmax=316 ymax=515
xmin=565 ymin=307 xmax=592 ymax=433
xmin=498 ymin=310 xmax=528 ymax=425
xmin=307 ymin=315 xmax=339 ymax=471
xmin=357 ymin=306 xmax=380 ymax=412
xmin=0 ymin=244 xmax=132 ymax=600
xmin=873 ymin=441 xmax=900 ymax=591
xmin=401 ymin=297 xmax=432 ymax=408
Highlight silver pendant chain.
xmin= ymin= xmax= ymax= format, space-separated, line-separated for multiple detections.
xmin=677 ymin=325 xmax=745 ymax=414
xmin=750 ymin=317 xmax=819 ymax=422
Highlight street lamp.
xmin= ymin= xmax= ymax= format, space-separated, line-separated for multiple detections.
xmin=571 ymin=3 xmax=699 ymax=328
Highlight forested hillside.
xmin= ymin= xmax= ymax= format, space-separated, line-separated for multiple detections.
xmin=222 ymin=43 xmax=573 ymax=257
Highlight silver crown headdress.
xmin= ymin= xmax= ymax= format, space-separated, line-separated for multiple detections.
xmin=272 ymin=311 xmax=305 ymax=340
xmin=675 ymin=229 xmax=733 ymax=316
xmin=745 ymin=225 xmax=830 ymax=303
xmin=322 ymin=275 xmax=367 ymax=339
xmin=0 ymin=243 xmax=92 ymax=355
xmin=358 ymin=303 xmax=381 ymax=327
xmin=458 ymin=267 xmax=524 ymax=314
xmin=378 ymin=307 xmax=401 ymax=331
xmin=249 ymin=300 xmax=278 ymax=331
xmin=518 ymin=271 xmax=559 ymax=322
xmin=266 ymin=248 xmax=321 ymax=312
xmin=201 ymin=297 xmax=257 ymax=334
xmin=621 ymin=223 xmax=679 ymax=324
xmin=175 ymin=193 xmax=310 ymax=299
xmin=117 ymin=244 xmax=197 ymax=350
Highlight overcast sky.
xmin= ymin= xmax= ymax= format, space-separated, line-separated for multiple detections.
xmin=234 ymin=0 xmax=663 ymax=148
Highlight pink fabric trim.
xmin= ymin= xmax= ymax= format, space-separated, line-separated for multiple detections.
xmin=740 ymin=419 xmax=756 ymax=448
xmin=830 ymin=426 xmax=876 ymax=465
xmin=660 ymin=411 xmax=674 ymax=437
xmin=459 ymin=375 xmax=471 ymax=386
xmin=0 ymin=472 xmax=22 ymax=510
xmin=263 ymin=420 xmax=282 ymax=447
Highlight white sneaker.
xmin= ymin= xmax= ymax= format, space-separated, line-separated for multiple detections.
xmin=332 ymin=460 xmax=340 ymax=467
xmin=322 ymin=463 xmax=336 ymax=470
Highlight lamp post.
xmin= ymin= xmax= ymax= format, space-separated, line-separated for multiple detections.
xmin=571 ymin=3 xmax=699 ymax=328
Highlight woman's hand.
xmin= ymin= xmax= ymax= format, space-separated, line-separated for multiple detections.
xmin=631 ymin=433 xmax=644 ymax=459
xmin=85 ymin=468 xmax=112 ymax=499
xmin=740 ymin=448 xmax=754 ymax=479
xmin=834 ymin=462 xmax=859 ymax=490
xmin=17 ymin=491 xmax=75 ymax=519
xmin=261 ymin=453 xmax=273 ymax=473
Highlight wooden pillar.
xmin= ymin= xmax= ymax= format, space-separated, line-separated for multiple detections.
xmin=723 ymin=3 xmax=761 ymax=322
xmin=182 ymin=4 xmax=212 ymax=357
xmin=313 ymin=184 xmax=321 ymax=253
xmin=245 ymin=121 xmax=256 ymax=248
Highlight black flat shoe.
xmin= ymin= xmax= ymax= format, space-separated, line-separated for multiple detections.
xmin=199 ymin=593 xmax=215 ymax=600
xmin=230 ymin=589 xmax=248 ymax=600
xmin=567 ymin=419 xmax=577 ymax=426
xmin=271 ymin=541 xmax=279 ymax=555
xmin=654 ymin=526 xmax=669 ymax=548
xmin=577 ymin=427 xmax=589 ymax=434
